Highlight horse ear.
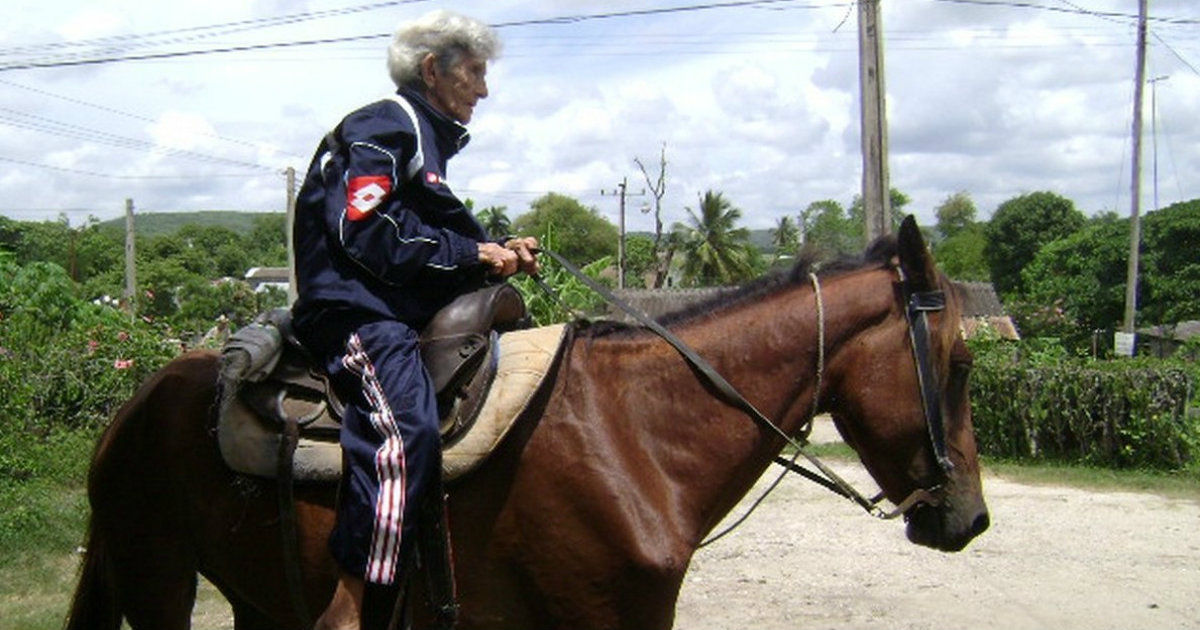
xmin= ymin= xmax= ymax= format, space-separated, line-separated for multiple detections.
xmin=897 ymin=215 xmax=937 ymax=291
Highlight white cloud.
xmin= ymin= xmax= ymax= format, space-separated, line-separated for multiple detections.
xmin=147 ymin=111 xmax=218 ymax=151
xmin=56 ymin=8 xmax=125 ymax=41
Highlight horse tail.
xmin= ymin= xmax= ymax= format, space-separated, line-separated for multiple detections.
xmin=63 ymin=518 xmax=121 ymax=630
xmin=62 ymin=366 xmax=147 ymax=630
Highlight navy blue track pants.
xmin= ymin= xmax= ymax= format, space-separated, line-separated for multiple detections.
xmin=322 ymin=319 xmax=440 ymax=585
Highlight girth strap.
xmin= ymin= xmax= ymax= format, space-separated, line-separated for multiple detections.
xmin=276 ymin=415 xmax=313 ymax=629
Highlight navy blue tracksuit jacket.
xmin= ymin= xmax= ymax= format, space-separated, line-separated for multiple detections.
xmin=290 ymin=88 xmax=491 ymax=586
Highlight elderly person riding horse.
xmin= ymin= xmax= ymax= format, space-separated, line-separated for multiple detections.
xmin=290 ymin=10 xmax=538 ymax=629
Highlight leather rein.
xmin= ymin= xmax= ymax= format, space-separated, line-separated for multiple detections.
xmin=529 ymin=250 xmax=951 ymax=536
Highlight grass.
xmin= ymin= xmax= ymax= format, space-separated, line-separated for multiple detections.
xmin=0 ymin=476 xmax=89 ymax=630
xmin=799 ymin=441 xmax=1200 ymax=501
xmin=0 ymin=428 xmax=94 ymax=630
xmin=982 ymin=457 xmax=1200 ymax=501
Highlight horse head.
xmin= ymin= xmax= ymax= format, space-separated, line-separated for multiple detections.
xmin=825 ymin=216 xmax=989 ymax=552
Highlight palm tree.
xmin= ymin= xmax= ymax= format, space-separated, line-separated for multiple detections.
xmin=475 ymin=205 xmax=512 ymax=240
xmin=673 ymin=190 xmax=757 ymax=287
xmin=770 ymin=215 xmax=799 ymax=263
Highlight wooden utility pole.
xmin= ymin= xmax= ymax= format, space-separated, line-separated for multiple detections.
xmin=284 ymin=166 xmax=298 ymax=304
xmin=123 ymin=198 xmax=137 ymax=319
xmin=858 ymin=0 xmax=891 ymax=243
xmin=602 ymin=178 xmax=645 ymax=290
xmin=1120 ymin=0 xmax=1149 ymax=354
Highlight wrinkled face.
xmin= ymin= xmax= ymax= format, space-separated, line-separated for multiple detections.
xmin=423 ymin=53 xmax=489 ymax=124
xmin=830 ymin=280 xmax=989 ymax=552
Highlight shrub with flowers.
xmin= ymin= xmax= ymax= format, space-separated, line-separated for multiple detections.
xmin=0 ymin=256 xmax=178 ymax=490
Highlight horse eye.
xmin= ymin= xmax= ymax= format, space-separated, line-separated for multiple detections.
xmin=949 ymin=339 xmax=973 ymax=373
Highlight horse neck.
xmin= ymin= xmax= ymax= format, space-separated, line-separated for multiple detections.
xmin=571 ymin=267 xmax=896 ymax=541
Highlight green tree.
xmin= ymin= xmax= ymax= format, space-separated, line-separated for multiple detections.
xmin=672 ymin=190 xmax=759 ymax=287
xmin=243 ymin=214 xmax=288 ymax=267
xmin=475 ymin=205 xmax=512 ymax=240
xmin=177 ymin=225 xmax=250 ymax=278
xmin=934 ymin=224 xmax=990 ymax=282
xmin=799 ymin=199 xmax=857 ymax=256
xmin=935 ymin=191 xmax=977 ymax=240
xmin=848 ymin=187 xmax=911 ymax=242
xmin=622 ymin=234 xmax=655 ymax=289
xmin=1020 ymin=215 xmax=1129 ymax=342
xmin=1141 ymin=198 xmax=1200 ymax=325
xmin=769 ymin=215 xmax=800 ymax=263
xmin=511 ymin=193 xmax=617 ymax=264
xmin=984 ymin=191 xmax=1085 ymax=296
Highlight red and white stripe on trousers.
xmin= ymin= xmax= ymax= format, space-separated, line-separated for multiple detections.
xmin=343 ymin=333 xmax=407 ymax=585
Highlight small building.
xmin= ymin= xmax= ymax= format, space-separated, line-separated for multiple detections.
xmin=1137 ymin=320 xmax=1200 ymax=359
xmin=955 ymin=281 xmax=1020 ymax=340
xmin=244 ymin=266 xmax=291 ymax=294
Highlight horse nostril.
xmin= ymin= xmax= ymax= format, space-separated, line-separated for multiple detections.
xmin=971 ymin=511 xmax=990 ymax=537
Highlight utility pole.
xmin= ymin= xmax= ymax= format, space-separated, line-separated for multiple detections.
xmin=858 ymin=0 xmax=891 ymax=243
xmin=1119 ymin=0 xmax=1148 ymax=356
xmin=601 ymin=178 xmax=645 ymax=289
xmin=284 ymin=166 xmax=298 ymax=304
xmin=1149 ymin=75 xmax=1168 ymax=211
xmin=123 ymin=198 xmax=137 ymax=320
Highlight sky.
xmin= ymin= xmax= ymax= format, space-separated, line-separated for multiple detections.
xmin=1 ymin=0 xmax=1198 ymax=235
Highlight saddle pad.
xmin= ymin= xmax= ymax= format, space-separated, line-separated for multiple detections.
xmin=218 ymin=323 xmax=567 ymax=483
xmin=443 ymin=323 xmax=565 ymax=479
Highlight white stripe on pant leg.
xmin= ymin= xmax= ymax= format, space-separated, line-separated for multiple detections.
xmin=342 ymin=334 xmax=408 ymax=585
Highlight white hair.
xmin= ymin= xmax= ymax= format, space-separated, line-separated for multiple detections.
xmin=387 ymin=10 xmax=500 ymax=90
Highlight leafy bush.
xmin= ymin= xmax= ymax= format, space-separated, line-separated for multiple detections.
xmin=507 ymin=227 xmax=614 ymax=326
xmin=1 ymin=258 xmax=178 ymax=489
xmin=968 ymin=333 xmax=1199 ymax=470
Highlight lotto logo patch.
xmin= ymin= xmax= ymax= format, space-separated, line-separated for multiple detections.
xmin=346 ymin=175 xmax=391 ymax=221
xmin=425 ymin=171 xmax=441 ymax=185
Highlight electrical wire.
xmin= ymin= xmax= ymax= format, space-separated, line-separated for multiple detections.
xmin=0 ymin=154 xmax=269 ymax=179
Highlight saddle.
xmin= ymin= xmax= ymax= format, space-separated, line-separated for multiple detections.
xmin=216 ymin=282 xmax=564 ymax=483
xmin=216 ymin=283 xmax=564 ymax=629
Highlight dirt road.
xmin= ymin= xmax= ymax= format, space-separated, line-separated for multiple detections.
xmin=192 ymin=420 xmax=1200 ymax=629
xmin=674 ymin=423 xmax=1200 ymax=630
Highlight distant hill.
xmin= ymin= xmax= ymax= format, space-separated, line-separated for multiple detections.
xmin=96 ymin=211 xmax=283 ymax=238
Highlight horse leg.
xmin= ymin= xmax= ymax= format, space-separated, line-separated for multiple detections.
xmin=229 ymin=596 xmax=288 ymax=630
xmin=104 ymin=531 xmax=199 ymax=630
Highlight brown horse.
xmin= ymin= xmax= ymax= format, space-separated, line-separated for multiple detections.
xmin=65 ymin=218 xmax=988 ymax=629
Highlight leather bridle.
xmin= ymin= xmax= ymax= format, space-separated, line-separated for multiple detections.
xmin=530 ymin=251 xmax=953 ymax=534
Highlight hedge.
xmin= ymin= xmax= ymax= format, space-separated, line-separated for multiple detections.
xmin=970 ymin=348 xmax=1199 ymax=470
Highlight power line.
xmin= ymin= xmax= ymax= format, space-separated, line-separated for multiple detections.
xmin=0 ymin=154 xmax=270 ymax=179
xmin=0 ymin=33 xmax=390 ymax=72
xmin=0 ymin=78 xmax=308 ymax=160
xmin=0 ymin=1 xmax=841 ymax=72
xmin=0 ymin=107 xmax=277 ymax=171
xmin=1153 ymin=32 xmax=1200 ymax=76
xmin=932 ymin=0 xmax=1200 ymax=25
xmin=0 ymin=0 xmax=430 ymax=59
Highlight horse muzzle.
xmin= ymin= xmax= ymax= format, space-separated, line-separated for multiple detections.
xmin=904 ymin=498 xmax=990 ymax=552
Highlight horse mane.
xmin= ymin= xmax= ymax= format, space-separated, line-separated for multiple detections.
xmin=577 ymin=233 xmax=899 ymax=338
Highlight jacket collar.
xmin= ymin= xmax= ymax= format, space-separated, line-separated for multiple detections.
xmin=397 ymin=87 xmax=471 ymax=158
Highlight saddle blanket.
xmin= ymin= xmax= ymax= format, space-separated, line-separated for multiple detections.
xmin=218 ymin=323 xmax=567 ymax=483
